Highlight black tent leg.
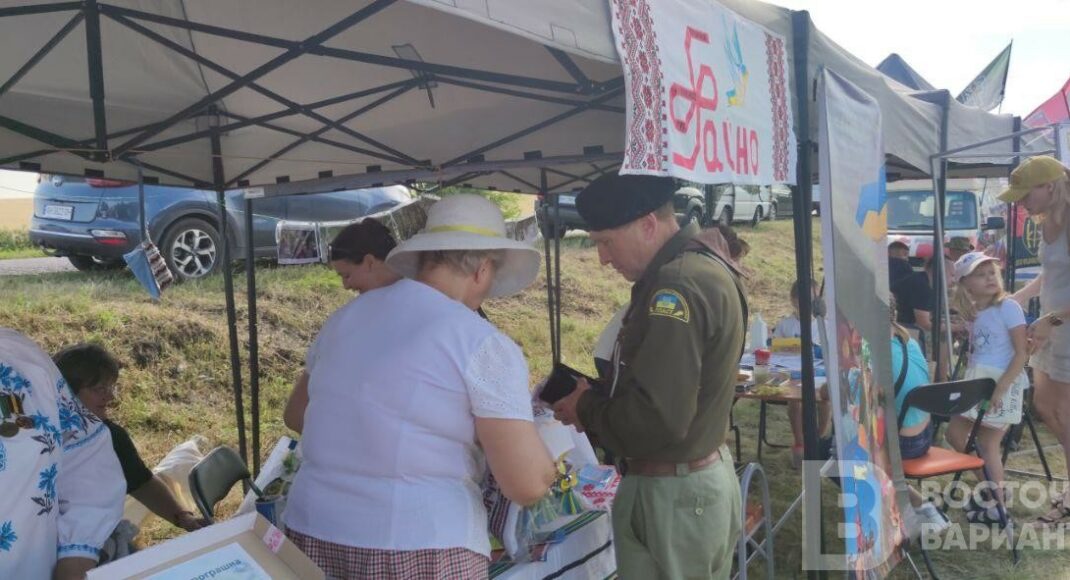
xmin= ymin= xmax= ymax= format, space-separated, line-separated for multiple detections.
xmin=540 ymin=170 xmax=557 ymax=365
xmin=211 ymin=133 xmax=248 ymax=474
xmin=244 ymin=197 xmax=262 ymax=477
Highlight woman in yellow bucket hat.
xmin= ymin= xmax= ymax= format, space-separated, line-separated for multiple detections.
xmin=1002 ymin=155 xmax=1070 ymax=525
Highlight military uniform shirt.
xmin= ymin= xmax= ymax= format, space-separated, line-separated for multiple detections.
xmin=577 ymin=223 xmax=746 ymax=462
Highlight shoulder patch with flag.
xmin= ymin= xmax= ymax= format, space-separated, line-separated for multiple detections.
xmin=649 ymin=289 xmax=690 ymax=323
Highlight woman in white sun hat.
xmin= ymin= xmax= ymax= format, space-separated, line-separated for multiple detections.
xmin=283 ymin=194 xmax=556 ymax=579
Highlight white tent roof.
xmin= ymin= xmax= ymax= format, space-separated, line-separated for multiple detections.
xmin=0 ymin=0 xmax=1033 ymax=195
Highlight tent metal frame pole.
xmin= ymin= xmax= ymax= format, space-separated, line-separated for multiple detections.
xmin=104 ymin=8 xmax=418 ymax=167
xmin=0 ymin=11 xmax=83 ymax=97
xmin=546 ymin=47 xmax=591 ymax=88
xmin=216 ymin=112 xmax=417 ymax=173
xmin=929 ymin=92 xmax=953 ymax=380
xmin=936 ymin=124 xmax=1053 ymax=159
xmin=110 ymin=0 xmax=400 ymax=158
xmin=553 ymin=193 xmax=563 ymax=367
xmin=540 ymin=170 xmax=558 ymax=365
xmin=0 ymin=2 xmax=81 ymax=18
xmin=1006 ymin=117 xmax=1022 ymax=291
xmin=791 ymin=13 xmax=822 ymax=578
xmin=441 ymin=88 xmax=624 ymax=168
xmin=0 ymin=114 xmax=97 ymax=160
xmin=434 ymin=77 xmax=625 ymax=114
xmin=211 ymin=132 xmax=249 ymax=473
xmin=244 ymin=196 xmax=262 ymax=477
xmin=226 ymin=83 xmax=418 ymax=186
xmin=83 ymin=0 xmax=108 ymax=162
xmin=137 ymin=80 xmax=416 ymax=153
xmin=98 ymin=3 xmax=591 ymax=96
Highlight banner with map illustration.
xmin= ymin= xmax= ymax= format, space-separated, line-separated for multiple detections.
xmin=609 ymin=0 xmax=795 ymax=185
xmin=817 ymin=68 xmax=907 ymax=578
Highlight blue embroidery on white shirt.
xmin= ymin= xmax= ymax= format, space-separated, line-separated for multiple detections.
xmin=0 ymin=520 xmax=16 ymax=552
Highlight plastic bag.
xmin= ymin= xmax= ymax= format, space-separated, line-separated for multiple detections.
xmin=236 ymin=436 xmax=301 ymax=518
xmin=122 ymin=435 xmax=207 ymax=527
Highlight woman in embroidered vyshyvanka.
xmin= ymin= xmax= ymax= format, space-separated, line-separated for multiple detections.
xmin=283 ymin=195 xmax=556 ymax=579
xmin=0 ymin=328 xmax=125 ymax=580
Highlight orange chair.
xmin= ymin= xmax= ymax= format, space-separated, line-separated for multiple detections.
xmin=897 ymin=378 xmax=1018 ymax=568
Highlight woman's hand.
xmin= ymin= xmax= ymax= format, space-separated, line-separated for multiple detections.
xmin=1029 ymin=317 xmax=1056 ymax=353
xmin=175 ymin=510 xmax=207 ymax=532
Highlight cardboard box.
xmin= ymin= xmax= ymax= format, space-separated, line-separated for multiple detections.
xmin=87 ymin=513 xmax=323 ymax=580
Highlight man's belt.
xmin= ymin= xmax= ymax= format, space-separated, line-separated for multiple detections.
xmin=623 ymin=448 xmax=722 ymax=477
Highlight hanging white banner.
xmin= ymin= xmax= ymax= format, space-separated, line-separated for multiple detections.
xmin=610 ymin=0 xmax=796 ymax=185
xmin=816 ymin=67 xmax=907 ymax=577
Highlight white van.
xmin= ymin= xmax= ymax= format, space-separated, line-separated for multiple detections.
xmin=886 ymin=178 xmax=1005 ymax=264
xmin=710 ymin=184 xmax=777 ymax=226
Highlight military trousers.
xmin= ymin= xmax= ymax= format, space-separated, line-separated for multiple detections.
xmin=612 ymin=445 xmax=741 ymax=580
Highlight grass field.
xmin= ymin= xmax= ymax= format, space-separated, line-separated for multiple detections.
xmin=0 ymin=227 xmax=45 ymax=259
xmin=1 ymin=219 xmax=1067 ymax=578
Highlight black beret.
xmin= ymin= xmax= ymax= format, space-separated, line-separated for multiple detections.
xmin=576 ymin=173 xmax=676 ymax=231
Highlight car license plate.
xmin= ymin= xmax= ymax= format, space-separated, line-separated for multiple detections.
xmin=557 ymin=195 xmax=576 ymax=205
xmin=43 ymin=204 xmax=74 ymax=220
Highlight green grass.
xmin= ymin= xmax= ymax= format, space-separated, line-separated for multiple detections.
xmin=1 ymin=220 xmax=1068 ymax=577
xmin=0 ymin=228 xmax=45 ymax=259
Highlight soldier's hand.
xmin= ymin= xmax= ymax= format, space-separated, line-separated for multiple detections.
xmin=552 ymin=378 xmax=591 ymax=432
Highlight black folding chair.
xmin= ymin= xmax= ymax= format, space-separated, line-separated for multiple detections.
xmin=897 ymin=378 xmax=1018 ymax=569
xmin=188 ymin=446 xmax=262 ymax=523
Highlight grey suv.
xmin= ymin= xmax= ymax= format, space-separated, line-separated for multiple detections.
xmin=30 ymin=175 xmax=411 ymax=280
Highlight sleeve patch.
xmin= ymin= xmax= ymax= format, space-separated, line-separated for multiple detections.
xmin=649 ymin=289 xmax=690 ymax=323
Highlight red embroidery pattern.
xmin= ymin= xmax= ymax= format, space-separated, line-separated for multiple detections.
xmin=614 ymin=0 xmax=666 ymax=172
xmin=765 ymin=33 xmax=790 ymax=182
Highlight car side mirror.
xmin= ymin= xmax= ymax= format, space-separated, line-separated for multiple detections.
xmin=983 ymin=216 xmax=1005 ymax=231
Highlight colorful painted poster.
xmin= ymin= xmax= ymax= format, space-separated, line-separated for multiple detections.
xmin=609 ymin=0 xmax=796 ymax=185
xmin=817 ymin=68 xmax=907 ymax=578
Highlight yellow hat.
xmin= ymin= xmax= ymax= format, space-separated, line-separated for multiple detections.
xmin=998 ymin=155 xmax=1069 ymax=202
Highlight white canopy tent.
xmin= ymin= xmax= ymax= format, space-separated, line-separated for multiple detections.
xmin=0 ymin=0 xmax=1037 ymax=196
xmin=1 ymin=4 xmax=1045 ymax=575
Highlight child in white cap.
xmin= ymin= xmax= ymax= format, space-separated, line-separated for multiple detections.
xmin=946 ymin=251 xmax=1029 ymax=525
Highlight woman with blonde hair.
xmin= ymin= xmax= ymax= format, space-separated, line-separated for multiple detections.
xmin=1001 ymin=155 xmax=1070 ymax=525
xmin=283 ymin=195 xmax=556 ymax=578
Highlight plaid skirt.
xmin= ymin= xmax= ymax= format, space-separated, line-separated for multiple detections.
xmin=286 ymin=528 xmax=489 ymax=580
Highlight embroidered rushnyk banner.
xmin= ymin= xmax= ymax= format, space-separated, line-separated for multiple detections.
xmin=610 ymin=0 xmax=796 ymax=185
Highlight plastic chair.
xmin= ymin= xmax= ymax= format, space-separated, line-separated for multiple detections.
xmin=188 ymin=446 xmax=262 ymax=523
xmin=897 ymin=378 xmax=1018 ymax=569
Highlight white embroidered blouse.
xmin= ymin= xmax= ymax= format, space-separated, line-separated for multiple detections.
xmin=0 ymin=329 xmax=125 ymax=579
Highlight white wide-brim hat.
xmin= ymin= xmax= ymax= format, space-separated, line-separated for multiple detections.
xmin=385 ymin=194 xmax=541 ymax=297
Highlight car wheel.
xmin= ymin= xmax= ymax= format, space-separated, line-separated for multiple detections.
xmin=751 ymin=206 xmax=762 ymax=228
xmin=768 ymin=203 xmax=777 ymax=221
xmin=719 ymin=206 xmax=733 ymax=225
xmin=67 ymin=255 xmax=126 ymax=272
xmin=162 ymin=217 xmax=222 ymax=281
xmin=688 ymin=207 xmax=703 ymax=227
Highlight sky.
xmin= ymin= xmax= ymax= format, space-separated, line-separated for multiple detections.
xmin=2 ymin=0 xmax=1068 ymax=195
xmin=775 ymin=0 xmax=1070 ymax=117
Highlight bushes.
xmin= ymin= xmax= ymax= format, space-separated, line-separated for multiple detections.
xmin=0 ymin=228 xmax=32 ymax=252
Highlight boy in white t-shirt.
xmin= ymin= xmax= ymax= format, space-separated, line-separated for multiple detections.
xmin=773 ymin=280 xmax=830 ymax=469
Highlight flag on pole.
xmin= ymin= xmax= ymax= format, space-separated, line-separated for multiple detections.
xmin=1022 ymin=75 xmax=1070 ymax=149
xmin=956 ymin=42 xmax=1012 ymax=111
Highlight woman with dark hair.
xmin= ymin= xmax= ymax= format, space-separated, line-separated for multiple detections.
xmin=53 ymin=343 xmax=205 ymax=532
xmin=284 ymin=218 xmax=401 ymax=433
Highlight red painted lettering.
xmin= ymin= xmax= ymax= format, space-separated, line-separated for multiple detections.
xmin=669 ymin=27 xmax=718 ymax=171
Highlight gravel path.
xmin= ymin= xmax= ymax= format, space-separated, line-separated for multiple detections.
xmin=0 ymin=256 xmax=77 ymax=276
